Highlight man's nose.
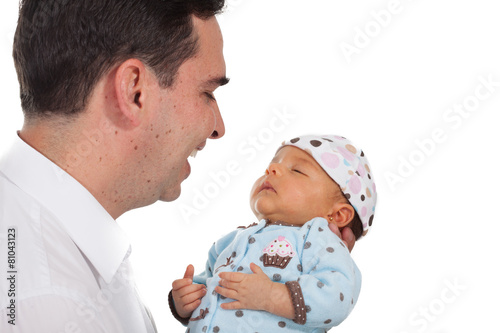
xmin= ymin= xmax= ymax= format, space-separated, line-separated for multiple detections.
xmin=210 ymin=103 xmax=225 ymax=139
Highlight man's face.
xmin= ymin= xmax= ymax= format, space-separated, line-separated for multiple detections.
xmin=132 ymin=16 xmax=228 ymax=204
xmin=249 ymin=146 xmax=340 ymax=225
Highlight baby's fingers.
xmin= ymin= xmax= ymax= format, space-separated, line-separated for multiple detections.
xmin=214 ymin=285 xmax=238 ymax=300
xmin=219 ymin=278 xmax=241 ymax=291
xmin=179 ymin=287 xmax=207 ymax=307
xmin=219 ymin=271 xmax=244 ymax=283
xmin=175 ymin=283 xmax=206 ymax=297
xmin=220 ymin=300 xmax=243 ymax=310
xmin=172 ymin=277 xmax=194 ymax=291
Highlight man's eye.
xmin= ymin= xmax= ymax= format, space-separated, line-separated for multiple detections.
xmin=205 ymin=92 xmax=216 ymax=101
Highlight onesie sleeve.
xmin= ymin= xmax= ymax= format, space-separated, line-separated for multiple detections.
xmin=192 ymin=228 xmax=240 ymax=285
xmin=169 ymin=228 xmax=241 ymax=326
xmin=288 ymin=221 xmax=362 ymax=329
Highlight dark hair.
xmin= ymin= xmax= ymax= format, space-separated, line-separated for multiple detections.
xmin=13 ymin=0 xmax=225 ymax=118
xmin=344 ymin=210 xmax=363 ymax=241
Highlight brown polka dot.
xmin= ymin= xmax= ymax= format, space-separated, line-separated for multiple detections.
xmin=340 ymin=293 xmax=344 ymax=301
xmin=324 ymin=319 xmax=332 ymax=324
xmin=310 ymin=140 xmax=322 ymax=147
xmin=278 ymin=321 xmax=286 ymax=328
xmin=290 ymin=138 xmax=300 ymax=143
xmin=317 ymin=281 xmax=324 ymax=288
xmin=235 ymin=310 xmax=244 ymax=317
xmin=326 ymin=247 xmax=334 ymax=253
xmin=345 ymin=144 xmax=357 ymax=154
xmin=213 ymin=327 xmax=220 ymax=333
xmin=369 ymin=215 xmax=374 ymax=226
xmin=361 ymin=195 xmax=365 ymax=201
xmin=304 ymin=242 xmax=311 ymax=249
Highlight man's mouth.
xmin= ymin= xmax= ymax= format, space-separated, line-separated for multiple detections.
xmin=189 ymin=142 xmax=207 ymax=158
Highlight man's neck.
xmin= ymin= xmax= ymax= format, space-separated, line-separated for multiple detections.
xmin=19 ymin=120 xmax=128 ymax=219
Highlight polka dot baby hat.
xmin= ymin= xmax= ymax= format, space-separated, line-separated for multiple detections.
xmin=282 ymin=135 xmax=377 ymax=237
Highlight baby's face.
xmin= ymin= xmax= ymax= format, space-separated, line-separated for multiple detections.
xmin=250 ymin=146 xmax=341 ymax=225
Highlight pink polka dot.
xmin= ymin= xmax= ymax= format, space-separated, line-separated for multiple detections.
xmin=349 ymin=175 xmax=361 ymax=194
xmin=338 ymin=147 xmax=355 ymax=162
xmin=356 ymin=163 xmax=366 ymax=177
xmin=321 ymin=152 xmax=340 ymax=169
xmin=361 ymin=206 xmax=367 ymax=217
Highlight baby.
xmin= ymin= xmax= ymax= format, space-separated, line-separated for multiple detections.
xmin=169 ymin=135 xmax=377 ymax=332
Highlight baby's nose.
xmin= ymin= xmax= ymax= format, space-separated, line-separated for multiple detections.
xmin=266 ymin=163 xmax=281 ymax=176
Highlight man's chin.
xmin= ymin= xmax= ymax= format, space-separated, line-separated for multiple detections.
xmin=158 ymin=184 xmax=183 ymax=202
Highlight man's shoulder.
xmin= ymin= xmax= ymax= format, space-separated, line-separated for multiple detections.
xmin=0 ymin=178 xmax=99 ymax=299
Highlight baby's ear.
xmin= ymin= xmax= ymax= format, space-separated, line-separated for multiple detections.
xmin=328 ymin=203 xmax=355 ymax=228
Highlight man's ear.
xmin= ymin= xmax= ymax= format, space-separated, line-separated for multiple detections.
xmin=328 ymin=203 xmax=355 ymax=228
xmin=114 ymin=59 xmax=149 ymax=127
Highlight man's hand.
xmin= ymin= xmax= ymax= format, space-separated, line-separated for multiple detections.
xmin=171 ymin=265 xmax=207 ymax=319
xmin=215 ymin=263 xmax=295 ymax=319
xmin=329 ymin=224 xmax=355 ymax=252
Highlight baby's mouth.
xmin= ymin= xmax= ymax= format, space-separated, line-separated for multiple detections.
xmin=259 ymin=181 xmax=276 ymax=193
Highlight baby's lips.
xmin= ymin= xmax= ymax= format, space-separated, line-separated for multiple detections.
xmin=258 ymin=180 xmax=276 ymax=193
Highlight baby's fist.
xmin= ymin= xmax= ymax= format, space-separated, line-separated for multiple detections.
xmin=171 ymin=265 xmax=207 ymax=319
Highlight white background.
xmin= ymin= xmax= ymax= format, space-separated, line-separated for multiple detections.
xmin=1 ymin=0 xmax=500 ymax=332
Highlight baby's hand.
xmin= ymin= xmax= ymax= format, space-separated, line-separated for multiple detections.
xmin=215 ymin=263 xmax=294 ymax=319
xmin=171 ymin=265 xmax=207 ymax=319
xmin=329 ymin=223 xmax=355 ymax=252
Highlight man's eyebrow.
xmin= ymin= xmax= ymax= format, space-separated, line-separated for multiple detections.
xmin=204 ymin=76 xmax=230 ymax=88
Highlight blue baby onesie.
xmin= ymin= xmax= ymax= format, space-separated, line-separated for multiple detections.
xmin=186 ymin=217 xmax=361 ymax=333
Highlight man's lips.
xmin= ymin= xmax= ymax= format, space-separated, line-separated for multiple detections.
xmin=258 ymin=181 xmax=276 ymax=193
xmin=189 ymin=142 xmax=207 ymax=158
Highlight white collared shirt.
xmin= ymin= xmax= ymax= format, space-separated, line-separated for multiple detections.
xmin=0 ymin=135 xmax=156 ymax=333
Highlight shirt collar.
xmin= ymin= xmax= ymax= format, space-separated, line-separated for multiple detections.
xmin=0 ymin=134 xmax=130 ymax=283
